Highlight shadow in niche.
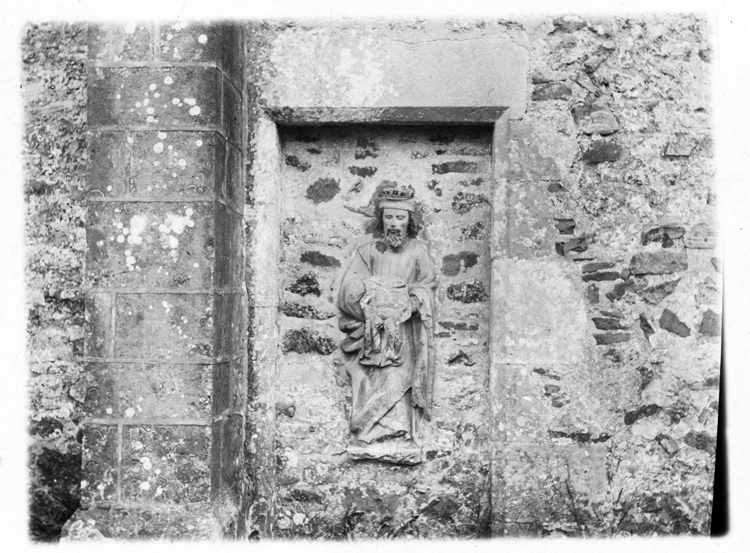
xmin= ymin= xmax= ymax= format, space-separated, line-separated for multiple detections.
xmin=710 ymin=321 xmax=727 ymax=536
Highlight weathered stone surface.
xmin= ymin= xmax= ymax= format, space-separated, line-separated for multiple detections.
xmin=159 ymin=22 xmax=243 ymax=83
xmin=659 ymin=309 xmax=691 ymax=337
xmin=259 ymin=29 xmax=527 ymax=118
xmin=581 ymin=138 xmax=622 ymax=163
xmin=493 ymin=259 xmax=588 ymax=364
xmin=683 ymin=431 xmax=716 ymax=454
xmin=86 ymin=202 xmax=213 ymax=289
xmin=214 ymin=293 xmax=244 ymax=358
xmin=580 ymin=110 xmax=619 ymax=135
xmin=531 ymin=82 xmax=572 ymax=101
xmin=432 ymin=161 xmax=478 ymax=174
xmin=214 ymin=203 xmax=243 ymax=291
xmin=83 ymin=363 xmax=212 ymax=420
xmin=554 ymin=218 xmax=575 ymax=234
xmin=121 ymin=425 xmax=211 ymax=503
xmin=84 ymin=292 xmax=112 ymax=358
xmin=663 ymin=134 xmax=698 ymax=157
xmin=223 ymin=77 xmax=243 ymax=147
xmin=281 ymin=328 xmax=336 ymax=355
xmin=553 ymin=15 xmax=587 ymax=32
xmin=636 ymin=278 xmax=681 ymax=304
xmin=61 ymin=503 xmax=222 ymax=540
xmin=80 ymin=425 xmax=118 ymax=504
xmin=442 ymin=251 xmax=479 ymax=276
xmin=508 ymin=117 xmax=578 ymax=180
xmin=582 ymin=271 xmax=620 ymax=282
xmin=446 ymin=280 xmax=488 ymax=303
xmin=630 ymin=250 xmax=688 ymax=275
xmin=699 ymin=309 xmax=721 ymax=337
xmin=642 ymin=226 xmax=685 ymax=248
xmin=87 ymin=23 xmax=154 ymax=62
xmin=88 ymin=66 xmax=221 ymax=129
xmin=451 ymin=191 xmax=490 ymax=214
xmin=114 ymin=293 xmax=213 ymax=360
xmin=86 ymin=130 xmax=129 ymax=196
xmin=225 ymin=143 xmax=244 ymax=211
xmin=348 ymin=441 xmax=422 ymax=465
xmin=684 ymin=223 xmax=717 ymax=249
xmin=582 ymin=261 xmax=615 ymax=273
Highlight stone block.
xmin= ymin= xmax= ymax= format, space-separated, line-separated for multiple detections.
xmin=220 ymin=414 xmax=245 ymax=501
xmin=491 ymin=259 xmax=589 ymax=365
xmin=630 ymin=250 xmax=688 ymax=275
xmin=211 ymin=357 xmax=247 ymax=417
xmin=214 ymin=203 xmax=242 ymax=291
xmin=114 ymin=293 xmax=213 ymax=360
xmin=85 ymin=292 xmax=113 ymax=358
xmin=505 ymin=179 xmax=557 ymax=258
xmin=225 ymin=142 xmax=244 ymax=211
xmin=507 ymin=119 xmax=578 ymax=181
xmin=82 ymin=362 xmax=212 ymax=420
xmin=129 ymin=131 xmax=224 ymax=197
xmin=699 ymin=309 xmax=721 ymax=337
xmin=159 ymin=22 xmax=243 ymax=83
xmin=213 ymin=293 xmax=244 ymax=359
xmin=121 ymin=425 xmax=211 ymax=503
xmin=491 ymin=442 xmax=609 ymax=531
xmin=86 ymin=130 xmax=129 ymax=196
xmin=223 ymin=77 xmax=243 ymax=148
xmin=531 ymin=83 xmax=572 ymax=101
xmin=88 ymin=66 xmax=221 ymax=129
xmin=684 ymin=223 xmax=717 ymax=249
xmin=86 ymin=202 xmax=214 ymax=289
xmin=88 ymin=23 xmax=155 ymax=62
xmin=581 ymin=138 xmax=623 ymax=163
xmin=81 ymin=424 xmax=119 ymax=504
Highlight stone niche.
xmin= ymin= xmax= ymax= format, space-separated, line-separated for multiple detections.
xmin=274 ymin=125 xmax=493 ymax=535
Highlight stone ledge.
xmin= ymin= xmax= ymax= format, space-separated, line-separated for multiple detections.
xmin=61 ymin=502 xmax=223 ymax=541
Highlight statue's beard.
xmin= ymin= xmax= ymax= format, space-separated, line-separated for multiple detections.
xmin=385 ymin=228 xmax=405 ymax=248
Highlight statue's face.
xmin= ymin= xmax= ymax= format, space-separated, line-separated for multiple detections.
xmin=383 ymin=208 xmax=409 ymax=248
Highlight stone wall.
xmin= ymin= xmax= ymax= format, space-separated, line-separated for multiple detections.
xmin=270 ymin=125 xmax=493 ymax=537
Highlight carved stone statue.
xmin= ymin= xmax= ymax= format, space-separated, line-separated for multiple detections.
xmin=338 ymin=183 xmax=437 ymax=465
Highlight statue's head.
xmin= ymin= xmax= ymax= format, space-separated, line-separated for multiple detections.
xmin=374 ymin=182 xmax=421 ymax=248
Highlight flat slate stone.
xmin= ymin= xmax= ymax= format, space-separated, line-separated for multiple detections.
xmin=630 ymin=250 xmax=688 ymax=275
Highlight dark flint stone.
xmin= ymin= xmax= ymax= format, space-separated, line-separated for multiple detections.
xmin=582 ymin=271 xmax=620 ymax=282
xmin=438 ymin=321 xmax=480 ymax=331
xmin=348 ymin=166 xmax=377 ymax=178
xmin=548 ymin=430 xmax=611 ymax=443
xmin=637 ymin=365 xmax=654 ymax=391
xmin=639 ymin=314 xmax=655 ymax=340
xmin=460 ymin=220 xmax=487 ymax=241
xmin=555 ymin=237 xmax=588 ymax=256
xmin=287 ymin=273 xmax=321 ymax=296
xmin=531 ymin=82 xmax=572 ymax=101
xmin=582 ymin=261 xmax=616 ymax=273
xmin=282 ymin=329 xmax=336 ymax=355
xmin=631 ymin=250 xmax=688 ymax=275
xmin=642 ymin=225 xmax=685 ymax=248
xmin=305 ymin=177 xmax=340 ymax=203
xmin=547 ymin=182 xmax=567 ymax=193
xmin=432 ymin=161 xmax=479 ymax=174
xmin=594 ymin=333 xmax=630 ymax=345
xmin=446 ymin=280 xmax=488 ymax=303
xmin=637 ymin=278 xmax=681 ymax=305
xmin=451 ymin=192 xmax=490 ymax=214
xmin=279 ymin=302 xmax=334 ymax=320
xmin=624 ymin=404 xmax=662 ymax=425
xmin=428 ymin=130 xmax=455 ymax=145
xmin=458 ymin=178 xmax=484 ymax=187
xmin=592 ymin=317 xmax=628 ymax=331
xmin=586 ymin=284 xmax=600 ymax=304
xmin=683 ymin=431 xmax=716 ymax=454
xmin=300 ymin=250 xmax=341 ymax=268
xmin=555 ymin=219 xmax=576 ymax=235
xmin=447 ymin=350 xmax=474 ymax=366
xmin=285 ymin=155 xmax=311 ymax=172
xmin=699 ymin=309 xmax=721 ymax=337
xmin=581 ymin=139 xmax=622 ymax=163
xmin=659 ymin=309 xmax=691 ymax=337
xmin=543 ymin=384 xmax=560 ymax=395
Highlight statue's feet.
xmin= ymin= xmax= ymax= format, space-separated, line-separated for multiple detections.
xmin=347 ymin=438 xmax=422 ymax=465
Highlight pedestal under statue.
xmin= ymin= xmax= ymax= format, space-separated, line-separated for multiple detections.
xmin=338 ymin=183 xmax=437 ymax=465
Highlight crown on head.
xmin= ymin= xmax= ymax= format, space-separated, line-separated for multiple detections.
xmin=377 ymin=183 xmax=415 ymax=201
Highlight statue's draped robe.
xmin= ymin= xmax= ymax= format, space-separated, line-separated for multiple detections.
xmin=338 ymin=238 xmax=437 ymax=444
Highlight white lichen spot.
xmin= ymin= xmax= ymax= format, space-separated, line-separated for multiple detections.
xmin=178 ymin=159 xmax=187 ymax=168
xmin=164 ymin=76 xmax=174 ymax=85
xmin=126 ymin=255 xmax=136 ymax=266
xmin=124 ymin=249 xmax=131 ymax=256
xmin=96 ymin=240 xmax=104 ymax=247
xmin=155 ymin=468 xmax=161 ymax=475
xmin=195 ymin=139 xmax=203 ymax=147
xmin=127 ymin=136 xmax=133 ymax=144
xmin=172 ymin=172 xmax=177 ymax=178
xmin=106 ymin=186 xmax=112 ymax=192
xmin=154 ymin=92 xmax=160 ymax=98
xmin=143 ymin=98 xmax=150 ymax=106
xmin=162 ymin=301 xmax=171 ymax=313
xmin=115 ymin=94 xmax=121 ymax=100
xmin=125 ymin=407 xmax=136 ymax=418
xmin=124 ymin=23 xmax=137 ymax=34
xmin=97 ymin=483 xmax=106 ymax=491
xmin=122 ymin=227 xmax=130 ymax=235
xmin=116 ymin=235 xmax=125 ymax=244
xmin=168 ymin=145 xmax=174 ymax=151
xmin=184 ymin=98 xmax=196 ymax=106
xmin=116 ymin=222 xmax=124 ymax=229
xmin=155 ymin=487 xmax=163 ymax=497
xmin=81 ymin=480 xmax=88 ymax=490
xmin=292 ymin=513 xmax=306 ymax=526
xmin=198 ymin=34 xmax=208 ymax=44
xmin=139 ymin=481 xmax=151 ymax=491
xmin=146 ymin=107 xmax=155 ymax=115
xmin=185 ymin=207 xmax=194 ymax=216
xmin=105 ymin=407 xmax=113 ymax=415
xmin=172 ymin=98 xmax=180 ymax=105
xmin=147 ymin=116 xmax=156 ymax=123
xmin=140 ymin=457 xmax=152 ymax=471
xmin=171 ymin=21 xmax=189 ymax=31
xmin=153 ymin=142 xmax=164 ymax=154
xmin=167 ymin=33 xmax=174 ymax=40
xmin=153 ymin=161 xmax=160 ymax=167
xmin=135 ymin=102 xmax=141 ymax=108
xmin=168 ymin=236 xmax=179 ymax=249
xmin=193 ymin=263 xmax=199 ymax=269
xmin=158 ymin=131 xmax=167 ymax=139
xmin=127 ymin=214 xmax=147 ymax=245
xmin=149 ymin=83 xmax=157 ymax=91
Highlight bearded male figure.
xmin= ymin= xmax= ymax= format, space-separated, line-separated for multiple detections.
xmin=338 ymin=183 xmax=437 ymax=465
